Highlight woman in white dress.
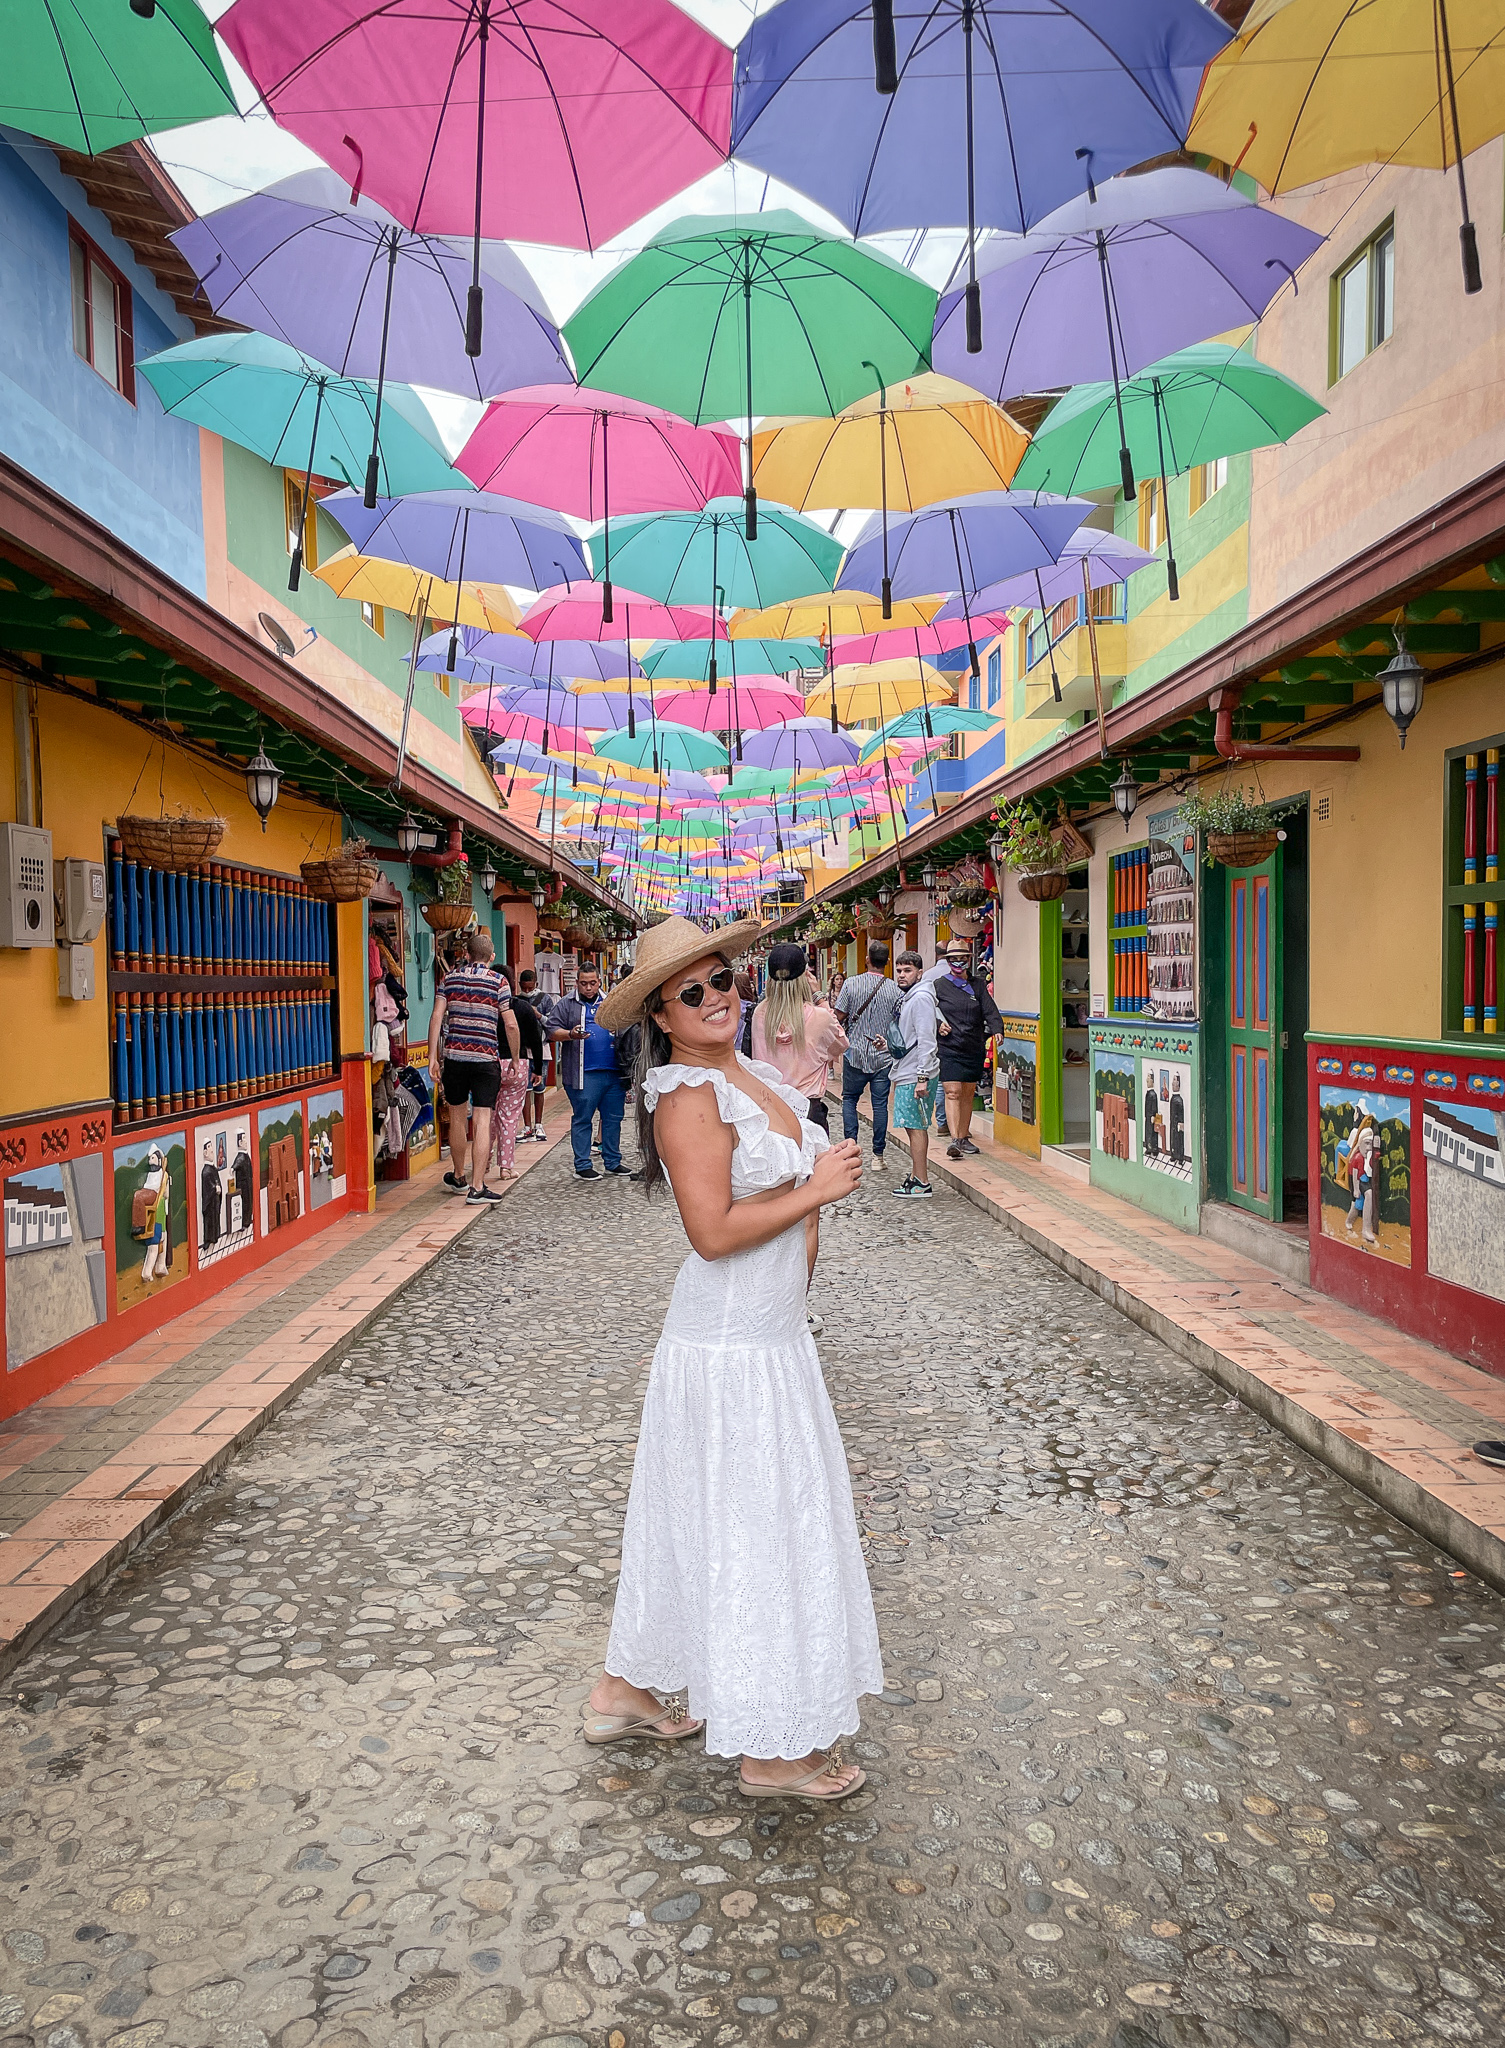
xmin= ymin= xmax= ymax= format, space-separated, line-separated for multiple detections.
xmin=589 ymin=917 xmax=883 ymax=1800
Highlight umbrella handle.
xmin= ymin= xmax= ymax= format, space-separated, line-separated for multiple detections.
xmin=466 ymin=6 xmax=491 ymax=356
xmin=963 ymin=3 xmax=981 ymax=353
xmin=1437 ymin=0 xmax=1483 ymax=293
xmin=872 ymin=0 xmax=898 ymax=92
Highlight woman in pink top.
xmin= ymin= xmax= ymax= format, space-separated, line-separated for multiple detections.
xmin=752 ymin=942 xmax=848 ymax=1132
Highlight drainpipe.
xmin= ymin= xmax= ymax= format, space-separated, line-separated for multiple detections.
xmin=409 ymin=818 xmax=467 ymax=868
xmin=1209 ymin=686 xmax=1360 ymax=763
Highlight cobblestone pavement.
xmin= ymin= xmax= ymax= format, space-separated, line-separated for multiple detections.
xmin=3 ymin=1150 xmax=1505 ymax=2048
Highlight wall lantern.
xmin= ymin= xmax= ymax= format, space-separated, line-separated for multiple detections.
xmin=244 ymin=744 xmax=281 ymax=832
xmin=876 ymin=883 xmax=893 ymax=908
xmin=478 ymin=858 xmax=498 ymax=898
xmin=395 ymin=813 xmax=422 ymax=857
xmin=921 ymin=858 xmax=938 ymax=891
xmin=531 ymin=885 xmax=547 ymax=910
xmin=987 ymin=829 xmax=1006 ymax=867
xmin=1379 ymin=631 xmax=1426 ymax=750
xmin=1110 ymin=761 xmax=1139 ymax=828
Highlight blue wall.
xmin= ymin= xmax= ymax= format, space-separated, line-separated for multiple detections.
xmin=0 ymin=131 xmax=205 ymax=594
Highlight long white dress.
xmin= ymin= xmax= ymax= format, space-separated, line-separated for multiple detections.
xmin=604 ymin=1056 xmax=884 ymax=1759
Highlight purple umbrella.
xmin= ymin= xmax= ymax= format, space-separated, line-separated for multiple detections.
xmin=172 ymin=169 xmax=568 ymax=508
xmin=731 ymin=0 xmax=1229 ymax=351
xmin=840 ymin=491 xmax=1088 ymax=679
xmin=933 ymin=167 xmax=1325 ymax=490
xmin=740 ymin=718 xmax=861 ymax=774
xmin=418 ymin=629 xmax=639 ymax=682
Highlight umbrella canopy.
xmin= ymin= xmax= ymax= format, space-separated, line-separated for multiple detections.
xmin=171 ymin=172 xmax=568 ymax=408
xmin=592 ymin=501 xmax=845 ymax=611
xmin=640 ymin=637 xmax=821 ymax=682
xmin=491 ymin=686 xmax=651 ymax=730
xmin=858 ymin=706 xmax=1001 ymax=761
xmin=440 ymin=632 xmax=642 ymax=681
xmin=656 ymin=687 xmax=805 ymax=732
xmin=730 ymin=0 xmax=1229 ymax=351
xmin=731 ymin=592 xmax=944 ymax=640
xmin=933 ymin=167 xmax=1326 ymax=411
xmin=751 ymin=390 xmax=1029 ymax=512
xmin=313 ymin=548 xmax=522 ymax=632
xmin=740 ymin=718 xmax=860 ymax=774
xmin=519 ymin=585 xmax=721 ymax=644
xmin=137 ymin=333 xmax=468 ymax=592
xmin=596 ymin=727 xmax=730 ymax=775
xmin=934 ymin=529 xmax=1158 ymax=620
xmin=840 ymin=492 xmax=1088 ymax=603
xmin=804 ymin=661 xmax=952 ymax=725
xmin=324 ymin=490 xmax=586 ymax=588
xmin=1011 ymin=345 xmax=1327 ymax=497
xmin=564 ymin=209 xmax=936 ymax=536
xmin=830 ymin=615 xmax=1006 ymax=666
xmin=1188 ymin=0 xmax=1505 ymax=291
xmin=6 ymin=0 xmax=236 ymax=155
xmin=457 ymin=386 xmax=742 ymax=515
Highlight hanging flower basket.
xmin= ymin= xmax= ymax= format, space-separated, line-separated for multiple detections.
xmin=537 ymin=909 xmax=569 ymax=933
xmin=1206 ymin=828 xmax=1282 ymax=870
xmin=301 ymin=839 xmax=380 ymax=903
xmin=420 ymin=899 xmax=474 ymax=933
xmin=565 ymin=923 xmax=597 ymax=949
xmin=1018 ymin=869 xmax=1069 ymax=901
xmin=117 ymin=812 xmax=225 ymax=873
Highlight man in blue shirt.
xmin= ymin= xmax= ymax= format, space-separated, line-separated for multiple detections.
xmin=548 ymin=964 xmax=628 ymax=1182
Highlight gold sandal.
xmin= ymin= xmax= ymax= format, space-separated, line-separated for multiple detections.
xmin=581 ymin=1694 xmax=702 ymax=1746
xmin=738 ymin=1748 xmax=866 ymax=1802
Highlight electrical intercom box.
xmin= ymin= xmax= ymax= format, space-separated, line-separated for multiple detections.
xmin=56 ymin=857 xmax=107 ymax=945
xmin=0 ymin=822 xmax=53 ymax=948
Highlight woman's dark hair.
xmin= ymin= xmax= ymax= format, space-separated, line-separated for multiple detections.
xmin=632 ymin=950 xmax=733 ymax=1196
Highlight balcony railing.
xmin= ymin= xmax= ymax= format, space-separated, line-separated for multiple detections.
xmin=1025 ymin=588 xmax=1127 ymax=672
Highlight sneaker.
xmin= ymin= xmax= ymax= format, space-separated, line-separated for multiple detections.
xmin=895 ymin=1177 xmax=933 ymax=1199
xmin=629 ymin=1169 xmax=645 ymax=1182
xmin=871 ymin=1151 xmax=887 ymax=1172
xmin=946 ymin=1141 xmax=962 ymax=1160
xmin=936 ymin=1118 xmax=949 ymax=1135
xmin=442 ymin=1171 xmax=468 ymax=1194
xmin=575 ymin=1167 xmax=602 ymax=1181
xmin=603 ymin=1164 xmax=632 ymax=1176
xmin=1474 ymin=1439 xmax=1505 ymax=1469
xmin=806 ymin=1309 xmax=824 ymax=1335
xmin=466 ymin=1184 xmax=504 ymax=1204
xmin=960 ymin=1138 xmax=980 ymax=1156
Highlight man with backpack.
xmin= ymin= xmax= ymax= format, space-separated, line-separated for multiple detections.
xmin=833 ymin=939 xmax=903 ymax=1173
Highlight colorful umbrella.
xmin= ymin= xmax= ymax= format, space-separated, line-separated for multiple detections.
xmin=6 ymin=0 xmax=236 ymax=155
xmin=1188 ymin=0 xmax=1505 ymax=293
xmin=829 ymin=615 xmax=1007 ymax=666
xmin=731 ymin=592 xmax=944 ymax=639
xmin=858 ymin=706 xmax=1001 ymax=762
xmin=220 ymin=0 xmax=733 ymax=353
xmin=564 ymin=211 xmax=936 ymax=538
xmin=656 ymin=687 xmax=805 ymax=733
xmin=596 ymin=727 xmax=730 ymax=776
xmin=427 ymin=632 xmax=642 ymax=683
xmin=804 ymin=661 xmax=952 ymax=726
xmin=313 ymin=549 xmax=522 ymax=633
xmin=590 ymin=501 xmax=845 ymax=623
xmin=730 ymin=0 xmax=1229 ymax=350
xmin=137 ymin=334 xmax=468 ymax=592
xmin=934 ymin=531 xmax=1157 ymax=621
xmin=519 ymin=585 xmax=721 ymax=645
xmin=933 ymin=166 xmax=1324 ymax=491
xmin=456 ymin=386 xmax=743 ymax=624
xmin=639 ymin=637 xmax=821 ymax=683
xmin=740 ymin=718 xmax=860 ymax=775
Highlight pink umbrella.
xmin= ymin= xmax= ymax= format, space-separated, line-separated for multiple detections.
xmin=656 ymin=685 xmax=805 ymax=733
xmin=831 ymin=613 xmax=1012 ymax=666
xmin=520 ymin=583 xmax=723 ymax=644
xmin=219 ymin=0 xmax=732 ymax=352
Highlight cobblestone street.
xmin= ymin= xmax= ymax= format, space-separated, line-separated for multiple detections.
xmin=3 ymin=1151 xmax=1504 ymax=2048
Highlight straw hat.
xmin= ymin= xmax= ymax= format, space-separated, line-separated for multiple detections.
xmin=597 ymin=915 xmax=763 ymax=1032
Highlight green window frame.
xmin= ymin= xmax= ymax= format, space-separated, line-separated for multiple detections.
xmin=1329 ymin=217 xmax=1394 ymax=384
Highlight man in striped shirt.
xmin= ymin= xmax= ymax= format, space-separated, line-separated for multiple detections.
xmin=428 ymin=930 xmax=521 ymax=1204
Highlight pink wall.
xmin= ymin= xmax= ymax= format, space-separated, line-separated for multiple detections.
xmin=1247 ymin=142 xmax=1505 ymax=618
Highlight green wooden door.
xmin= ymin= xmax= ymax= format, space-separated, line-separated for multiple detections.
xmin=1226 ymin=852 xmax=1281 ymax=1217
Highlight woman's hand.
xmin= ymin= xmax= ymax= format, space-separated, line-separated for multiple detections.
xmin=809 ymin=1140 xmax=862 ymax=1207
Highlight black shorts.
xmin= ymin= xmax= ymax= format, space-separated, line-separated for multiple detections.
xmin=442 ymin=1059 xmax=501 ymax=1109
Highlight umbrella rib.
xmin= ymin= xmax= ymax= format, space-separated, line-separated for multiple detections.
xmin=410 ymin=5 xmax=482 ymax=233
xmin=40 ymin=0 xmax=92 ymax=152
xmin=849 ymin=0 xmax=950 ymax=237
xmin=975 ymin=7 xmax=1030 ymax=232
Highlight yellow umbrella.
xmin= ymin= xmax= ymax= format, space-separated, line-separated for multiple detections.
xmin=1188 ymin=0 xmax=1505 ymax=292
xmin=313 ymin=546 xmax=522 ymax=632
xmin=804 ymin=659 xmax=954 ymax=724
xmin=751 ymin=392 xmax=1030 ymax=513
xmin=731 ymin=592 xmax=944 ymax=639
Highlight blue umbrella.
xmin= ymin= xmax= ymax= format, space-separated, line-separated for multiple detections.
xmin=589 ymin=499 xmax=844 ymax=617
xmin=640 ymin=637 xmax=822 ymax=682
xmin=731 ymin=0 xmax=1230 ymax=351
xmin=418 ymin=630 xmax=640 ymax=681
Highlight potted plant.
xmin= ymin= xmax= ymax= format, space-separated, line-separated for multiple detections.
xmin=855 ymin=897 xmax=900 ymax=939
xmin=301 ymin=835 xmax=380 ymax=903
xmin=810 ymin=903 xmax=856 ymax=947
xmin=991 ymin=803 xmax=1068 ymax=900
xmin=1177 ymin=785 xmax=1299 ymax=868
xmin=419 ymin=856 xmax=475 ymax=932
xmin=117 ymin=805 xmax=226 ymax=873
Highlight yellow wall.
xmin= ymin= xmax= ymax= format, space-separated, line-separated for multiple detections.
xmin=1 ymin=679 xmax=344 ymax=1121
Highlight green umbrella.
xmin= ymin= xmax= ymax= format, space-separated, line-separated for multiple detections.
xmin=858 ymin=704 xmax=1000 ymax=762
xmin=722 ymin=767 xmax=796 ymax=797
xmin=588 ymin=500 xmax=843 ymax=631
xmin=1012 ymin=344 xmax=1325 ymax=597
xmin=640 ymin=636 xmax=822 ymax=681
xmin=595 ymin=726 xmax=730 ymax=776
xmin=138 ymin=333 xmax=469 ymax=591
xmin=6 ymin=0 xmax=237 ymax=155
xmin=564 ymin=210 xmax=936 ymax=541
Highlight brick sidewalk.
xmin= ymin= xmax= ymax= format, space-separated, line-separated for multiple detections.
xmin=845 ymin=1095 xmax=1505 ymax=1591
xmin=0 ymin=1102 xmax=573 ymax=1676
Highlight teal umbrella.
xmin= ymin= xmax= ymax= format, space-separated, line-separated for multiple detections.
xmin=1012 ymin=343 xmax=1326 ymax=599
xmin=138 ymin=333 xmax=470 ymax=591
xmin=588 ymin=502 xmax=844 ymax=655
xmin=594 ymin=726 xmax=730 ymax=776
xmin=6 ymin=0 xmax=236 ymax=156
xmin=858 ymin=705 xmax=1000 ymax=762
xmin=641 ymin=636 xmax=821 ymax=681
xmin=563 ymin=210 xmax=936 ymax=540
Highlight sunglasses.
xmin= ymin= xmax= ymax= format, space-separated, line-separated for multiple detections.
xmin=671 ymin=965 xmax=737 ymax=1009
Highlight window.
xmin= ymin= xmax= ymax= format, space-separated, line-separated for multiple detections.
xmin=967 ymin=664 xmax=981 ymax=711
xmin=1443 ymin=734 xmax=1502 ymax=1035
xmin=987 ymin=645 xmax=1002 ymax=708
xmin=284 ymin=472 xmax=318 ymax=570
xmin=69 ymin=226 xmax=133 ymax=399
xmin=360 ymin=600 xmax=385 ymax=637
xmin=1330 ymin=219 xmax=1394 ymax=382
xmin=1137 ymin=480 xmax=1163 ymax=553
xmin=1189 ymin=457 xmax=1228 ymax=513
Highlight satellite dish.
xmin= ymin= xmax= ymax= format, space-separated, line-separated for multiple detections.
xmin=259 ymin=613 xmax=297 ymax=659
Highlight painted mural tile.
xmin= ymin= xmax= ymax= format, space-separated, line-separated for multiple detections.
xmin=258 ymin=1103 xmax=306 ymax=1237
xmin=1467 ymin=1072 xmax=1505 ymax=1098
xmin=193 ymin=1116 xmax=256 ymax=1271
xmin=1318 ymin=1087 xmax=1412 ymax=1269
xmin=1093 ymin=1051 xmax=1136 ymax=1163
xmin=1424 ymin=1069 xmax=1458 ymax=1090
xmin=307 ymin=1088 xmax=348 ymax=1212
xmin=1143 ymin=1061 xmax=1193 ymax=1182
xmin=113 ymin=1133 xmax=189 ymax=1315
xmin=4 ymin=1157 xmax=108 ymax=1371
xmin=1423 ymin=1098 xmax=1505 ymax=1305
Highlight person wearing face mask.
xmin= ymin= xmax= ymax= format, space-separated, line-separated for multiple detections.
xmin=932 ymin=938 xmax=1003 ymax=1159
xmin=582 ymin=918 xmax=877 ymax=1803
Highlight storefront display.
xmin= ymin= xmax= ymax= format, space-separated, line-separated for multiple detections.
xmin=1089 ymin=1018 xmax=1201 ymax=1228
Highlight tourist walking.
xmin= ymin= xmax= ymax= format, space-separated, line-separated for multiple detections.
xmin=891 ymin=949 xmax=939 ymax=1198
xmin=833 ymin=940 xmax=902 ymax=1171
xmin=934 ymin=938 xmax=1003 ymax=1159
xmin=751 ymin=941 xmax=848 ymax=1131
xmin=515 ymin=970 xmax=552 ymax=1142
xmin=428 ymin=930 xmax=521 ymax=1204
xmin=586 ymin=917 xmax=878 ymax=1797
xmin=549 ymin=962 xmax=629 ymax=1181
xmin=487 ymin=963 xmax=538 ymax=1181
